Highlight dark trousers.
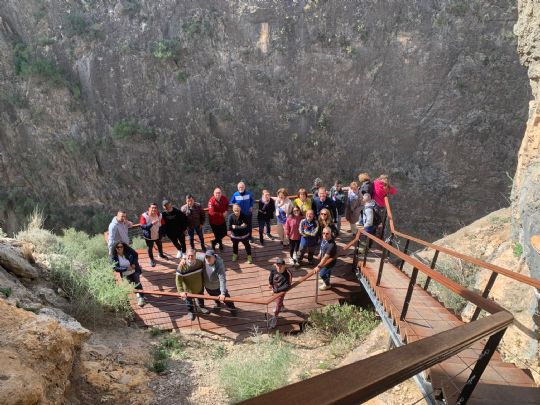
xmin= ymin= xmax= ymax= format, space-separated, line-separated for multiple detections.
xmin=120 ymin=267 xmax=143 ymax=296
xmin=205 ymin=287 xmax=236 ymax=309
xmin=232 ymin=238 xmax=252 ymax=255
xmin=289 ymin=239 xmax=300 ymax=258
xmin=188 ymin=225 xmax=206 ymax=250
xmin=167 ymin=232 xmax=186 ymax=254
xmin=210 ymin=223 xmax=227 ymax=248
xmin=145 ymin=239 xmax=163 ymax=260
xmin=258 ymin=218 xmax=272 ymax=242
xmin=247 ymin=214 xmax=253 ymax=238
xmin=186 ymin=297 xmax=205 ymax=314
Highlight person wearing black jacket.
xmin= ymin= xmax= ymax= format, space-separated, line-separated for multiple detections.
xmin=267 ymin=257 xmax=292 ymax=328
xmin=162 ymin=199 xmax=188 ymax=258
xmin=257 ymin=189 xmax=275 ymax=245
xmin=312 ymin=187 xmax=338 ymax=223
xmin=227 ymin=204 xmax=253 ymax=264
xmin=111 ymin=242 xmax=145 ymax=307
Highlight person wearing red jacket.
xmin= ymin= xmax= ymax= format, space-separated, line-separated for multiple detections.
xmin=285 ymin=207 xmax=303 ymax=266
xmin=372 ymin=174 xmax=397 ymax=209
xmin=208 ymin=187 xmax=229 ymax=251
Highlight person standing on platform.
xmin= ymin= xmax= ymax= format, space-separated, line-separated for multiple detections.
xmin=285 ymin=206 xmax=303 ymax=266
xmin=345 ymin=181 xmax=363 ymax=235
xmin=140 ymin=203 xmax=167 ymax=267
xmin=314 ymin=227 xmax=338 ymax=291
xmin=181 ymin=194 xmax=207 ymax=252
xmin=227 ymin=204 xmax=253 ymax=264
xmin=107 ymin=210 xmax=133 ymax=256
xmin=298 ymin=209 xmax=319 ymax=265
xmin=208 ymin=187 xmax=229 ymax=251
xmin=176 ymin=248 xmax=210 ymax=321
xmin=275 ymin=188 xmax=293 ymax=246
xmin=162 ymin=199 xmax=188 ymax=258
xmin=267 ymin=257 xmax=292 ymax=329
xmin=293 ymin=188 xmax=312 ymax=216
xmin=330 ymin=180 xmax=346 ymax=234
xmin=312 ymin=187 xmax=338 ymax=225
xmin=257 ymin=189 xmax=275 ymax=245
xmin=230 ymin=181 xmax=255 ymax=241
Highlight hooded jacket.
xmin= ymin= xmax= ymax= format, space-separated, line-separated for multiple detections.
xmin=107 ymin=217 xmax=130 ymax=253
xmin=362 ymin=200 xmax=377 ymax=229
xmin=202 ymin=254 xmax=227 ymax=294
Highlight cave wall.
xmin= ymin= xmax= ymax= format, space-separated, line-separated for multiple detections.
xmin=0 ymin=0 xmax=530 ymax=236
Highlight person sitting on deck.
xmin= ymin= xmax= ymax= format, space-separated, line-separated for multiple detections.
xmin=298 ymin=209 xmax=319 ymax=265
xmin=345 ymin=193 xmax=378 ymax=254
xmin=107 ymin=210 xmax=133 ymax=256
xmin=140 ymin=202 xmax=167 ymax=268
xmin=257 ymin=189 xmax=276 ymax=245
xmin=312 ymin=186 xmax=338 ymax=224
xmin=230 ymin=181 xmax=255 ymax=241
xmin=227 ymin=204 xmax=253 ymax=264
xmin=202 ymin=249 xmax=237 ymax=316
xmin=162 ymin=199 xmax=188 ymax=259
xmin=208 ymin=187 xmax=229 ymax=252
xmin=285 ymin=206 xmax=303 ymax=266
xmin=111 ymin=242 xmax=145 ymax=307
xmin=314 ymin=226 xmax=338 ymax=291
xmin=275 ymin=188 xmax=293 ymax=247
xmin=268 ymin=257 xmax=292 ymax=329
xmin=176 ymin=248 xmax=210 ymax=321
xmin=293 ymin=188 xmax=312 ymax=216
xmin=181 ymin=194 xmax=207 ymax=252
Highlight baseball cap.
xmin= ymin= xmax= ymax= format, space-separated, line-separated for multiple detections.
xmin=205 ymin=249 xmax=216 ymax=257
xmin=275 ymin=257 xmax=285 ymax=265
xmin=162 ymin=199 xmax=171 ymax=206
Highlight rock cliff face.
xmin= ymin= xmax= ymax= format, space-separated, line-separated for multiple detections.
xmin=0 ymin=0 xmax=529 ymax=236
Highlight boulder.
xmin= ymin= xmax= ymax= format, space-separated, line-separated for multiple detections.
xmin=0 ymin=243 xmax=39 ymax=280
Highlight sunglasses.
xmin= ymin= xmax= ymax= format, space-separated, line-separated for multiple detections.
xmin=320 ymin=213 xmax=328 ymax=216
xmin=116 ymin=245 xmax=124 ymax=249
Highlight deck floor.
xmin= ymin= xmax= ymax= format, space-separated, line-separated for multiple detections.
xmin=132 ymin=220 xmax=362 ymax=339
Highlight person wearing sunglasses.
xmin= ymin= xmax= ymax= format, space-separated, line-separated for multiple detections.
xmin=111 ymin=243 xmax=145 ymax=307
xmin=314 ymin=227 xmax=338 ymax=291
xmin=318 ymin=208 xmax=338 ymax=240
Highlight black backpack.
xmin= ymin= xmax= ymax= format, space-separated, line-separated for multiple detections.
xmin=365 ymin=205 xmax=382 ymax=227
xmin=360 ymin=180 xmax=374 ymax=197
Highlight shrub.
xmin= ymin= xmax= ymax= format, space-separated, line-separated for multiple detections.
xmin=112 ymin=120 xmax=154 ymax=139
xmin=13 ymin=43 xmax=67 ymax=87
xmin=219 ymin=335 xmax=292 ymax=402
xmin=16 ymin=209 xmax=62 ymax=254
xmin=152 ymin=39 xmax=180 ymax=61
xmin=65 ymin=14 xmax=89 ymax=37
xmin=512 ymin=242 xmax=523 ymax=258
xmin=308 ymin=303 xmax=378 ymax=341
xmin=150 ymin=333 xmax=185 ymax=373
xmin=61 ymin=228 xmax=108 ymax=262
xmin=176 ymin=70 xmax=189 ymax=83
xmin=131 ymin=237 xmax=147 ymax=250
xmin=0 ymin=287 xmax=12 ymax=298
xmin=0 ymin=228 xmax=7 ymax=238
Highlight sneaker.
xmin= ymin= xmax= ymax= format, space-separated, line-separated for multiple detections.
xmin=294 ymin=260 xmax=300 ymax=268
xmin=289 ymin=257 xmax=295 ymax=265
xmin=198 ymin=306 xmax=210 ymax=315
xmin=319 ymin=283 xmax=331 ymax=291
xmin=175 ymin=250 xmax=182 ymax=259
xmin=269 ymin=316 xmax=278 ymax=329
xmin=247 ymin=255 xmax=253 ymax=264
xmin=292 ymin=251 xmax=298 ymax=261
xmin=357 ymin=247 xmax=366 ymax=254
xmin=188 ymin=312 xmax=196 ymax=321
xmin=268 ymin=235 xmax=276 ymax=241
xmin=150 ymin=260 xmax=156 ymax=267
xmin=232 ymin=253 xmax=238 ymax=262
xmin=137 ymin=296 xmax=145 ymax=307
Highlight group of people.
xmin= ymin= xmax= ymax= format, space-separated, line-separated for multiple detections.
xmin=107 ymin=174 xmax=397 ymax=325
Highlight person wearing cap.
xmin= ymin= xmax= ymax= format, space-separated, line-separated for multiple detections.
xmin=161 ymin=199 xmax=188 ymax=258
xmin=267 ymin=257 xmax=292 ymax=329
xmin=181 ymin=194 xmax=207 ymax=252
xmin=202 ymin=250 xmax=237 ymax=315
xmin=314 ymin=226 xmax=338 ymax=291
xmin=176 ymin=248 xmax=210 ymax=321
xmin=208 ymin=187 xmax=229 ymax=251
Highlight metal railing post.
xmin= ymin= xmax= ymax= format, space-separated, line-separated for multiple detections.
xmin=362 ymin=235 xmax=370 ymax=267
xmin=471 ymin=272 xmax=499 ymax=321
xmin=376 ymin=248 xmax=388 ymax=286
xmin=400 ymin=267 xmax=418 ymax=321
xmin=423 ymin=250 xmax=439 ymax=290
xmin=351 ymin=239 xmax=360 ymax=273
xmin=399 ymin=239 xmax=410 ymax=270
xmin=315 ymin=270 xmax=320 ymax=303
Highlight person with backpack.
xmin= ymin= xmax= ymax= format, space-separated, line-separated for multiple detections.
xmin=346 ymin=193 xmax=380 ymax=254
xmin=330 ymin=180 xmax=346 ymax=234
xmin=140 ymin=202 xmax=167 ymax=267
xmin=358 ymin=173 xmax=374 ymax=197
xmin=257 ymin=189 xmax=275 ymax=245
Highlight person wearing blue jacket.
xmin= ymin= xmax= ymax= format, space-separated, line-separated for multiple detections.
xmin=111 ymin=242 xmax=145 ymax=307
xmin=312 ymin=187 xmax=338 ymax=223
xmin=229 ymin=181 xmax=255 ymax=240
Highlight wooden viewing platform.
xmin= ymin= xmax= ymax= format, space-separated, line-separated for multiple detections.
xmin=130 ymin=219 xmax=362 ymax=339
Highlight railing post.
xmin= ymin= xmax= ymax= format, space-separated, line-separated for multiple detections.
xmin=376 ymin=248 xmax=388 ymax=286
xmin=380 ymin=210 xmax=388 ymax=240
xmin=351 ymin=239 xmax=359 ymax=274
xmin=362 ymin=236 xmax=370 ymax=267
xmin=455 ymin=328 xmax=506 ymax=405
xmin=265 ymin=304 xmax=270 ymax=333
xmin=399 ymin=239 xmax=410 ymax=271
xmin=423 ymin=250 xmax=439 ymax=290
xmin=315 ymin=270 xmax=320 ymax=304
xmin=471 ymin=272 xmax=498 ymax=321
xmin=400 ymin=267 xmax=418 ymax=321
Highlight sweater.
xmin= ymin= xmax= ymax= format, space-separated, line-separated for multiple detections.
xmin=202 ymin=255 xmax=227 ymax=294
xmin=227 ymin=212 xmax=250 ymax=239
xmin=208 ymin=195 xmax=229 ymax=225
xmin=275 ymin=198 xmax=293 ymax=225
xmin=161 ymin=207 xmax=188 ymax=235
xmin=230 ymin=190 xmax=254 ymax=215
xmin=107 ymin=217 xmax=131 ymax=253
xmin=268 ymin=268 xmax=292 ymax=293
xmin=312 ymin=196 xmax=338 ymax=222
xmin=299 ymin=218 xmax=319 ymax=246
xmin=284 ymin=215 xmax=302 ymax=241
xmin=181 ymin=202 xmax=206 ymax=228
xmin=257 ymin=198 xmax=275 ymax=220
xmin=372 ymin=179 xmax=397 ymax=208
xmin=176 ymin=258 xmax=204 ymax=294
xmin=293 ymin=197 xmax=312 ymax=216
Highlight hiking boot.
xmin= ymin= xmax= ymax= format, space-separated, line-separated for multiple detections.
xmin=269 ymin=316 xmax=278 ymax=329
xmin=247 ymin=255 xmax=253 ymax=264
xmin=137 ymin=296 xmax=145 ymax=307
xmin=232 ymin=253 xmax=238 ymax=262
xmin=150 ymin=260 xmax=156 ymax=267
xmin=198 ymin=306 xmax=210 ymax=315
xmin=188 ymin=312 xmax=196 ymax=321
xmin=319 ymin=283 xmax=331 ymax=291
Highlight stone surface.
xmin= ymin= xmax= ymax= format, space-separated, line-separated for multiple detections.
xmin=0 ymin=241 xmax=39 ymax=280
xmin=0 ymin=0 xmax=530 ymax=238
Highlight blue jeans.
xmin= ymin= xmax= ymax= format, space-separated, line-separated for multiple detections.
xmin=188 ymin=226 xmax=206 ymax=250
xmin=258 ymin=218 xmax=271 ymax=241
xmin=319 ymin=260 xmax=336 ymax=285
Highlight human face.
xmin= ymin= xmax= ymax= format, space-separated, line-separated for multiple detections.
xmin=275 ymin=263 xmax=285 ymax=273
xmin=322 ymin=230 xmax=331 ymax=240
xmin=115 ymin=244 xmax=125 ymax=253
xmin=299 ymin=192 xmax=306 ymax=201
xmin=263 ymin=191 xmax=270 ymax=200
xmin=187 ymin=197 xmax=194 ymax=206
xmin=205 ymin=255 xmax=216 ymax=265
xmin=293 ymin=208 xmax=301 ymax=216
xmin=164 ymin=203 xmax=172 ymax=212
xmin=278 ymin=191 xmax=285 ymax=199
xmin=214 ymin=188 xmax=222 ymax=199
xmin=186 ymin=251 xmax=196 ymax=264
xmin=318 ymin=188 xmax=327 ymax=200
xmin=233 ymin=205 xmax=241 ymax=216
xmin=149 ymin=205 xmax=158 ymax=215
xmin=237 ymin=182 xmax=245 ymax=193
xmin=116 ymin=212 xmax=127 ymax=223
xmin=306 ymin=210 xmax=314 ymax=221
xmin=351 ymin=185 xmax=358 ymax=193
xmin=320 ymin=210 xmax=329 ymax=220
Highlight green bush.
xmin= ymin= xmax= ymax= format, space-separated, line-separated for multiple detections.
xmin=152 ymin=39 xmax=180 ymax=61
xmin=65 ymin=14 xmax=89 ymax=37
xmin=13 ymin=43 xmax=67 ymax=87
xmin=219 ymin=335 xmax=292 ymax=402
xmin=308 ymin=303 xmax=378 ymax=341
xmin=131 ymin=237 xmax=147 ymax=250
xmin=112 ymin=120 xmax=154 ymax=139
xmin=150 ymin=333 xmax=186 ymax=373
xmin=0 ymin=287 xmax=12 ymax=298
xmin=512 ymin=242 xmax=523 ymax=258
xmin=176 ymin=70 xmax=189 ymax=83
xmin=61 ymin=228 xmax=108 ymax=262
xmin=16 ymin=209 xmax=62 ymax=254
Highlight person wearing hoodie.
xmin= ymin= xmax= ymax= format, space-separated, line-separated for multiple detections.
xmin=202 ymin=249 xmax=237 ymax=315
xmin=267 ymin=257 xmax=292 ymax=329
xmin=345 ymin=193 xmax=378 ymax=254
xmin=181 ymin=194 xmax=207 ymax=252
xmin=298 ymin=209 xmax=319 ymax=265
xmin=176 ymin=249 xmax=210 ymax=321
xmin=107 ymin=210 xmax=133 ymax=255
xmin=330 ymin=180 xmax=346 ymax=234
xmin=285 ymin=206 xmax=303 ymax=265
xmin=161 ymin=199 xmax=188 ymax=259
xmin=140 ymin=203 xmax=167 ymax=267
xmin=111 ymin=242 xmax=145 ymax=307
xmin=229 ymin=181 xmax=255 ymax=240
xmin=227 ymin=204 xmax=253 ymax=263
xmin=208 ymin=187 xmax=229 ymax=251
xmin=293 ymin=188 xmax=312 ymax=216
xmin=275 ymin=188 xmax=293 ymax=246
xmin=257 ymin=189 xmax=276 ymax=245
xmin=345 ymin=181 xmax=363 ymax=235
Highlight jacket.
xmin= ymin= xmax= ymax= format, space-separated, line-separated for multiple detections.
xmin=161 ymin=207 xmax=188 ymax=235
xmin=257 ymin=198 xmax=275 ymax=220
xmin=227 ymin=212 xmax=250 ymax=239
xmin=362 ymin=200 xmax=377 ymax=229
xmin=107 ymin=217 xmax=130 ymax=253
xmin=140 ymin=212 xmax=163 ymax=240
xmin=312 ymin=196 xmax=338 ymax=222
xmin=268 ymin=267 xmax=292 ymax=293
xmin=293 ymin=197 xmax=312 ymax=216
xmin=373 ymin=179 xmax=397 ymax=208
xmin=111 ymin=245 xmax=140 ymax=275
xmin=345 ymin=189 xmax=363 ymax=223
xmin=202 ymin=254 xmax=227 ymax=294
xmin=284 ymin=215 xmax=302 ymax=241
xmin=230 ymin=190 xmax=254 ymax=215
xmin=176 ymin=258 xmax=204 ymax=294
xmin=208 ymin=195 xmax=229 ymax=225
xmin=181 ymin=202 xmax=206 ymax=228
xmin=275 ymin=198 xmax=293 ymax=225
xmin=299 ymin=218 xmax=319 ymax=246
xmin=330 ymin=186 xmax=346 ymax=215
